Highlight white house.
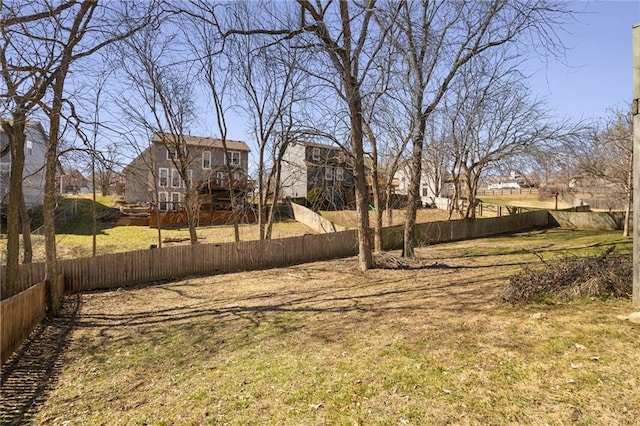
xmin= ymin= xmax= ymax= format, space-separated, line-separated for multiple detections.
xmin=394 ymin=160 xmax=450 ymax=207
xmin=486 ymin=171 xmax=526 ymax=190
xmin=0 ymin=120 xmax=48 ymax=207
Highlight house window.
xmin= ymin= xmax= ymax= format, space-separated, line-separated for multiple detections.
xmin=337 ymin=151 xmax=345 ymax=163
xmin=182 ymin=169 xmax=193 ymax=189
xmin=202 ymin=151 xmax=211 ymax=169
xmin=312 ymin=147 xmax=320 ymax=161
xmin=226 ymin=151 xmax=241 ymax=166
xmin=158 ymin=168 xmax=169 ymax=188
xmin=167 ymin=147 xmax=177 ymax=160
xmin=171 ymin=169 xmax=180 ymax=188
xmin=336 ymin=167 xmax=344 ymax=181
xmin=158 ymin=191 xmax=168 ymax=211
xmin=325 ymin=167 xmax=333 ymax=180
xmin=171 ymin=192 xmax=181 ymax=211
xmin=216 ymin=171 xmax=226 ymax=186
xmin=26 ymin=141 xmax=33 ymax=156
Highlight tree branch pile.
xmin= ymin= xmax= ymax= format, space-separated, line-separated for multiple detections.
xmin=502 ymin=247 xmax=632 ymax=303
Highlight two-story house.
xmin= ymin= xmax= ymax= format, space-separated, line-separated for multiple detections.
xmin=280 ymin=141 xmax=355 ymax=209
xmin=0 ymin=120 xmax=48 ymax=207
xmin=123 ymin=133 xmax=251 ymax=212
xmin=394 ymin=158 xmax=451 ymax=207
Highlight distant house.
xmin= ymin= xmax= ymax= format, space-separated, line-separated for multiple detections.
xmin=123 ymin=133 xmax=251 ymax=212
xmin=89 ymin=171 xmax=125 ymax=196
xmin=59 ymin=169 xmax=91 ymax=194
xmin=485 ymin=171 xmax=530 ymax=190
xmin=0 ymin=120 xmax=48 ymax=207
xmin=394 ymin=160 xmax=452 ymax=207
xmin=280 ymin=141 xmax=355 ymax=209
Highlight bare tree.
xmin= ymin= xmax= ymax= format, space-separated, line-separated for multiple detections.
xmin=224 ymin=9 xmax=309 ymax=240
xmin=443 ymin=57 xmax=562 ymax=219
xmin=0 ymin=0 xmax=68 ymax=295
xmin=574 ymin=109 xmax=633 ymax=235
xmin=1 ymin=0 xmax=157 ymax=310
xmin=189 ymin=18 xmax=243 ymax=242
xmin=361 ymin=51 xmax=412 ymax=250
xmin=379 ymin=0 xmax=571 ymax=257
xmin=68 ymin=76 xmax=123 ymax=256
xmin=187 ymin=0 xmax=389 ymax=269
xmin=117 ymin=24 xmax=201 ymax=244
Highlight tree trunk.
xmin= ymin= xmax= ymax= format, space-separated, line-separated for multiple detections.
xmin=403 ymin=118 xmax=426 ymax=258
xmin=258 ymin=150 xmax=266 ymax=240
xmin=19 ymin=193 xmax=33 ymax=263
xmin=156 ymin=201 xmax=163 ymax=248
xmin=372 ymin=183 xmax=383 ymax=253
xmin=44 ymin=143 xmax=60 ymax=315
xmin=465 ymin=171 xmax=478 ymax=219
xmin=345 ymin=84 xmax=372 ymax=270
xmin=366 ymin=129 xmax=383 ymax=252
xmin=385 ymin=184 xmax=393 ymax=227
xmin=265 ymin=164 xmax=283 ymax=240
xmin=92 ymin=157 xmax=97 ymax=256
xmin=43 ymin=73 xmax=67 ymax=316
xmin=5 ymin=116 xmax=26 ymax=295
xmin=623 ymin=156 xmax=632 ymax=237
xmin=184 ymin=190 xmax=198 ymax=245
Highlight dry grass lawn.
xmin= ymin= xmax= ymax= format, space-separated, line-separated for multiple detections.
xmin=2 ymin=230 xmax=639 ymax=425
xmin=0 ymin=221 xmax=315 ymax=263
xmin=320 ymin=208 xmax=455 ymax=228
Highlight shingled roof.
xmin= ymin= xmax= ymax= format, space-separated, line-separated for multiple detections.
xmin=151 ymin=132 xmax=250 ymax=152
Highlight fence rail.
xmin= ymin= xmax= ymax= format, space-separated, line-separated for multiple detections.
xmin=1 ymin=211 xmax=548 ymax=365
xmin=477 ymin=188 xmax=539 ymax=196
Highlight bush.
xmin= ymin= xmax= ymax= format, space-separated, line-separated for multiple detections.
xmin=502 ymin=246 xmax=632 ymax=304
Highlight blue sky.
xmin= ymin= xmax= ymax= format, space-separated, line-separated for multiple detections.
xmin=108 ymin=1 xmax=640 ymax=161
xmin=527 ymin=1 xmax=640 ymax=121
xmin=213 ymin=1 xmax=640 ymax=143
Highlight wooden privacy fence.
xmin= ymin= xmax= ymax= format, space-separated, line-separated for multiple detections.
xmin=1 ymin=210 xmax=549 ymax=298
xmin=379 ymin=210 xmax=549 ymax=251
xmin=1 ymin=282 xmax=46 ymax=365
xmin=62 ymin=230 xmax=359 ymax=293
xmin=1 ymin=211 xmax=549 ymax=365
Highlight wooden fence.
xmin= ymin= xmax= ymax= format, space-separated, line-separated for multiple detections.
xmin=477 ymin=188 xmax=539 ymax=196
xmin=61 ymin=230 xmax=359 ymax=293
xmin=1 ymin=211 xmax=549 ymax=365
xmin=1 ymin=282 xmax=46 ymax=365
xmin=1 ymin=211 xmax=549 ymax=299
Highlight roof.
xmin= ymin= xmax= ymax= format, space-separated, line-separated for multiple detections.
xmin=291 ymin=140 xmax=346 ymax=152
xmin=1 ymin=119 xmax=48 ymax=156
xmin=0 ymin=119 xmax=48 ymax=139
xmin=152 ymin=132 xmax=250 ymax=152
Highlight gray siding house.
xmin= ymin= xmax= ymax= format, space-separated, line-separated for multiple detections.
xmin=123 ymin=133 xmax=251 ymax=211
xmin=0 ymin=120 xmax=48 ymax=207
xmin=281 ymin=141 xmax=355 ymax=209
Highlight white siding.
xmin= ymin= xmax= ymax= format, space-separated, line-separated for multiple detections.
xmin=22 ymin=125 xmax=47 ymax=206
xmin=281 ymin=143 xmax=308 ymax=199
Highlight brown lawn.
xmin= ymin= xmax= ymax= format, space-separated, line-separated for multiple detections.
xmin=1 ymin=229 xmax=638 ymax=425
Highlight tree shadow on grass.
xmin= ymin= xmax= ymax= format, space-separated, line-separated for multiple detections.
xmin=0 ymin=295 xmax=81 ymax=425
